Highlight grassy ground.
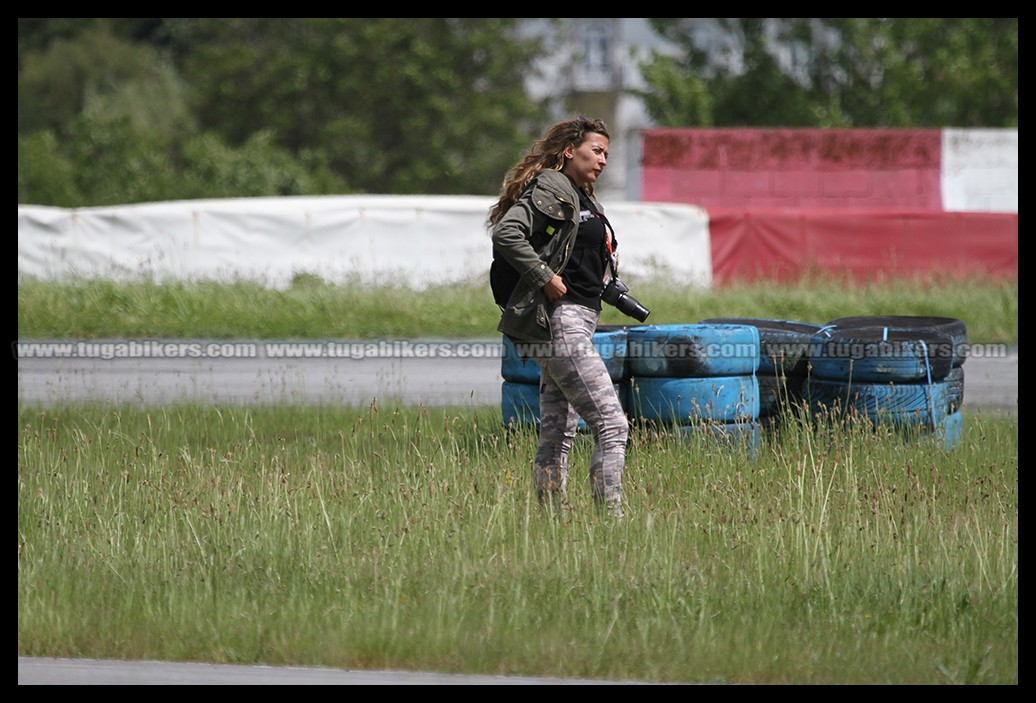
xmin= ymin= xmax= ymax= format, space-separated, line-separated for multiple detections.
xmin=17 ymin=403 xmax=1017 ymax=684
xmin=17 ymin=273 xmax=1018 ymax=344
xmin=17 ymin=273 xmax=1018 ymax=683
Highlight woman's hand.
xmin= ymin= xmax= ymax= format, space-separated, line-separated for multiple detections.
xmin=543 ymin=275 xmax=567 ymax=302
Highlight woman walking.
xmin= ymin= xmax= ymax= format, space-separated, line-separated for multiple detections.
xmin=488 ymin=116 xmax=628 ymax=518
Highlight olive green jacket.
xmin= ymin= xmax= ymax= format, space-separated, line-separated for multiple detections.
xmin=492 ymin=170 xmax=605 ymax=342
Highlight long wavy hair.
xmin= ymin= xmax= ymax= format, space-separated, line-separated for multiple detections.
xmin=487 ymin=116 xmax=610 ymax=227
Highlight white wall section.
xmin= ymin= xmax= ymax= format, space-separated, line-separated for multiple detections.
xmin=18 ymin=196 xmax=713 ymax=289
xmin=941 ymin=128 xmax=1018 ymax=213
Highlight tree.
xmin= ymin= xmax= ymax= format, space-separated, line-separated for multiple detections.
xmin=637 ymin=18 xmax=1018 ymax=128
xmin=18 ymin=21 xmax=346 ymax=206
xmin=170 ymin=18 xmax=546 ymax=195
xmin=18 ymin=19 xmax=548 ymax=206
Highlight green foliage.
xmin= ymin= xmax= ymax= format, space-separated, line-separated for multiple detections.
xmin=18 ymin=21 xmax=161 ymax=136
xmin=18 ymin=131 xmax=82 ymax=206
xmin=640 ymin=18 xmax=1018 ymax=128
xmin=176 ymin=131 xmax=347 ymax=199
xmin=177 ymin=18 xmax=544 ymax=195
xmin=17 ymin=18 xmax=1019 ymax=206
xmin=824 ymin=19 xmax=1018 ymax=128
xmin=18 ymin=18 xmax=547 ymax=207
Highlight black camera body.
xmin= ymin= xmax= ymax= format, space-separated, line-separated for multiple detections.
xmin=601 ymin=277 xmax=650 ymax=322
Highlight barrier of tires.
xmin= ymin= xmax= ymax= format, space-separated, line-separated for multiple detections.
xmin=499 ymin=315 xmax=969 ymax=450
xmin=804 ymin=316 xmax=969 ymax=448
xmin=823 ymin=315 xmax=968 ymax=368
xmin=624 ymin=324 xmax=762 ymax=457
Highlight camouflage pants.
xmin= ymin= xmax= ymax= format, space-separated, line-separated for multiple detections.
xmin=531 ymin=303 xmax=629 ymax=511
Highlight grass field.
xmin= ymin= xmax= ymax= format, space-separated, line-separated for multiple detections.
xmin=16 ymin=273 xmax=1018 ymax=343
xmin=17 ymin=404 xmax=1018 ymax=684
xmin=17 ymin=275 xmax=1018 ymax=683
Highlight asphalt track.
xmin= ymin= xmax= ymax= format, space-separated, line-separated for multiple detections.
xmin=17 ymin=657 xmax=670 ymax=685
xmin=15 ymin=338 xmax=1018 ymax=412
xmin=16 ymin=339 xmax=1017 ymax=684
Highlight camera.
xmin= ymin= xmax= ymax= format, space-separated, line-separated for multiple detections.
xmin=601 ymin=277 xmax=650 ymax=322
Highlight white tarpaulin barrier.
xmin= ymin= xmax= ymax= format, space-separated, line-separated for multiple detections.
xmin=18 ymin=195 xmax=712 ymax=289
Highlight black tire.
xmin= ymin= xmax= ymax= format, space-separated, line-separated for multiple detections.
xmin=757 ymin=373 xmax=808 ymax=418
xmin=703 ymin=318 xmax=821 ymax=376
xmin=824 ymin=315 xmax=968 ymax=367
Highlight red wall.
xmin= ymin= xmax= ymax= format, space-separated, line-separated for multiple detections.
xmin=640 ymin=128 xmax=1017 ymax=284
xmin=707 ymin=208 xmax=1018 ymax=285
xmin=642 ymin=128 xmax=944 ymax=210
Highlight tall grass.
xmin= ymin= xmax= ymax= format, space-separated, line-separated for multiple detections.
xmin=18 ymin=403 xmax=1018 ymax=684
xmin=17 ymin=273 xmax=1018 ymax=343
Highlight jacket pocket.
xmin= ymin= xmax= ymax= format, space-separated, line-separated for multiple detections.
xmin=499 ymin=291 xmax=551 ymax=341
xmin=535 ymin=302 xmax=550 ymax=332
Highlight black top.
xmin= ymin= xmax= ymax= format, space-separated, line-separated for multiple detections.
xmin=560 ymin=185 xmax=616 ymax=311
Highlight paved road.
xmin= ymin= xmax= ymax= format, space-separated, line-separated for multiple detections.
xmin=14 ymin=338 xmax=1018 ymax=412
xmin=17 ymin=656 xmax=669 ymax=685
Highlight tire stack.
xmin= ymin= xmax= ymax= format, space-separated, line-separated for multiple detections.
xmin=703 ymin=318 xmax=821 ymax=431
xmin=500 ymin=326 xmax=629 ymax=429
xmin=626 ymin=323 xmax=762 ymax=453
xmin=802 ymin=316 xmax=967 ymax=449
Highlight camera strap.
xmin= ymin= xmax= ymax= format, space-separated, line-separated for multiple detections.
xmin=579 ymin=190 xmax=616 ymax=267
xmin=597 ymin=213 xmax=618 ymax=281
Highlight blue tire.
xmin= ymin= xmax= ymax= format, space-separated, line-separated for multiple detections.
xmin=899 ymin=409 xmax=964 ymax=450
xmin=593 ymin=327 xmax=629 ymax=383
xmin=501 ymin=380 xmax=629 ymax=429
xmin=500 ymin=327 xmax=629 ymax=384
xmin=627 ymin=323 xmax=760 ymax=378
xmin=807 ymin=326 xmax=955 ymax=383
xmin=931 ymin=410 xmax=964 ymax=450
xmin=630 ymin=374 xmax=760 ymax=424
xmin=803 ymin=368 xmax=964 ymax=428
xmin=501 ymin=380 xmax=540 ymax=427
xmin=500 ymin=336 xmax=542 ymax=384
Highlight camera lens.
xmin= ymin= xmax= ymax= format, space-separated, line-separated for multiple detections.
xmin=602 ymin=278 xmax=649 ymax=322
xmin=617 ymin=293 xmax=650 ymax=322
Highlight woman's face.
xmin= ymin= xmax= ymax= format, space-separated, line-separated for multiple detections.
xmin=562 ymin=132 xmax=609 ymax=188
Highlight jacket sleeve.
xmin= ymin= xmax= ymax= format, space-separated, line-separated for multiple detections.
xmin=491 ymin=183 xmax=567 ymax=292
